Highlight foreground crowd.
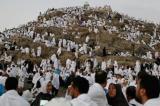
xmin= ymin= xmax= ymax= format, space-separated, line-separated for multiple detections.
xmin=0 ymin=59 xmax=160 ymax=106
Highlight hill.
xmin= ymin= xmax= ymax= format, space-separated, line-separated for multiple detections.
xmin=1 ymin=4 xmax=159 ymax=66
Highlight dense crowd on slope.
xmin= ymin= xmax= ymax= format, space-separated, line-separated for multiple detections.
xmin=0 ymin=4 xmax=160 ymax=106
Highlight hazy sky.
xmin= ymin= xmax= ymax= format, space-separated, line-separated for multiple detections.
xmin=0 ymin=0 xmax=160 ymax=31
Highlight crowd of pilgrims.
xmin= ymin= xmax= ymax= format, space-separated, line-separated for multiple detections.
xmin=0 ymin=53 xmax=160 ymax=106
xmin=0 ymin=4 xmax=160 ymax=106
xmin=0 ymin=4 xmax=159 ymax=60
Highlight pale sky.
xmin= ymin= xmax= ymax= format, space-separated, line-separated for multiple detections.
xmin=0 ymin=0 xmax=160 ymax=32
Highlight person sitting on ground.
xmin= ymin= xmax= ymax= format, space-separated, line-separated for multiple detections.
xmin=31 ymin=80 xmax=54 ymax=106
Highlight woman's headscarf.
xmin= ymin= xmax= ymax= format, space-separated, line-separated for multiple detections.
xmin=107 ymin=83 xmax=129 ymax=106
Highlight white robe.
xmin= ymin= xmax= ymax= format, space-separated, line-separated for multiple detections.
xmin=21 ymin=47 xmax=25 ymax=53
xmin=70 ymin=42 xmax=75 ymax=50
xmin=25 ymin=47 xmax=30 ymax=54
xmin=85 ymin=75 xmax=94 ymax=86
xmin=51 ymin=37 xmax=56 ymax=46
xmin=94 ymin=28 xmax=98 ymax=34
xmin=22 ymin=90 xmax=33 ymax=102
xmin=18 ymin=69 xmax=25 ymax=88
xmin=0 ymin=38 xmax=3 ymax=44
xmin=31 ymin=49 xmax=36 ymax=57
xmin=45 ymin=40 xmax=52 ymax=47
xmin=88 ymin=83 xmax=109 ymax=106
xmin=153 ymin=63 xmax=158 ymax=72
xmin=45 ymin=98 xmax=72 ymax=106
xmin=45 ymin=72 xmax=52 ymax=81
xmin=83 ymin=43 xmax=87 ymax=54
xmin=75 ymin=52 xmax=79 ymax=58
xmin=57 ymin=47 xmax=62 ymax=56
xmin=71 ymin=94 xmax=98 ymax=106
xmin=66 ymin=59 xmax=71 ymax=69
xmin=32 ymin=72 xmax=40 ymax=85
xmin=93 ymin=58 xmax=98 ymax=68
xmin=85 ymin=62 xmax=91 ymax=72
xmin=147 ymin=51 xmax=152 ymax=59
xmin=129 ymin=99 xmax=143 ymax=106
xmin=9 ymin=67 xmax=18 ymax=77
xmin=54 ymin=59 xmax=59 ymax=69
xmin=144 ymin=98 xmax=160 ymax=106
xmin=155 ymin=52 xmax=159 ymax=59
xmin=58 ymin=39 xmax=62 ymax=47
xmin=33 ymin=34 xmax=41 ymax=42
xmin=37 ymin=46 xmax=42 ymax=57
xmin=101 ymin=61 xmax=106 ymax=71
xmin=88 ymin=27 xmax=92 ymax=32
xmin=0 ymin=90 xmax=30 ymax=106
xmin=114 ymin=61 xmax=118 ymax=67
xmin=67 ymin=43 xmax=71 ymax=52
xmin=107 ymin=59 xmax=112 ymax=67
xmin=63 ymin=39 xmax=67 ymax=48
xmin=85 ymin=36 xmax=90 ymax=43
xmin=51 ymin=54 xmax=57 ymax=62
xmin=70 ymin=61 xmax=76 ymax=72
xmin=135 ymin=60 xmax=141 ymax=74
xmin=0 ymin=76 xmax=7 ymax=86
xmin=52 ymin=73 xmax=60 ymax=90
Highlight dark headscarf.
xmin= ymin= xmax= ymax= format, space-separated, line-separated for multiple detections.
xmin=107 ymin=83 xmax=129 ymax=106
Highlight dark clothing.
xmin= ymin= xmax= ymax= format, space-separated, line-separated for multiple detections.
xmin=31 ymin=92 xmax=54 ymax=106
xmin=107 ymin=84 xmax=129 ymax=106
xmin=103 ymin=47 xmax=107 ymax=56
xmin=76 ymin=59 xmax=81 ymax=70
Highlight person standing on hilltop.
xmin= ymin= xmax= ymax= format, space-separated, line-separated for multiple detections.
xmin=103 ymin=47 xmax=107 ymax=56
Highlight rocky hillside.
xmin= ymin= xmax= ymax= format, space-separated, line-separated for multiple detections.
xmin=0 ymin=4 xmax=160 ymax=66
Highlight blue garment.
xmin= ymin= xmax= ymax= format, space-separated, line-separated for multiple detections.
xmin=0 ymin=84 xmax=5 ymax=96
xmin=54 ymin=69 xmax=61 ymax=75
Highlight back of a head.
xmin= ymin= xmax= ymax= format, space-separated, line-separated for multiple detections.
xmin=45 ymin=98 xmax=72 ymax=106
xmin=137 ymin=71 xmax=148 ymax=80
xmin=40 ymin=71 xmax=43 ymax=76
xmin=0 ymin=72 xmax=2 ymax=76
xmin=126 ymin=86 xmax=136 ymax=100
xmin=95 ymin=71 xmax=107 ymax=84
xmin=139 ymin=74 xmax=160 ymax=99
xmin=72 ymin=76 xmax=89 ymax=94
xmin=5 ymin=77 xmax=18 ymax=91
